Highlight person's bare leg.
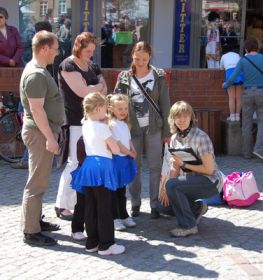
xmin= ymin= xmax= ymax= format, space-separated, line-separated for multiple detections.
xmin=227 ymin=86 xmax=235 ymax=120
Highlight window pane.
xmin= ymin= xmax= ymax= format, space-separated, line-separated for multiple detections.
xmin=101 ymin=0 xmax=150 ymax=68
xmin=200 ymin=0 xmax=243 ymax=68
xmin=19 ymin=0 xmax=72 ymax=64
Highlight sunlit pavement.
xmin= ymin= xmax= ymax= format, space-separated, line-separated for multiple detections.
xmin=0 ymin=155 xmax=262 ymax=280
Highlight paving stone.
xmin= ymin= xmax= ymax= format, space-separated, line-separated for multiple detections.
xmin=0 ymin=155 xmax=262 ymax=279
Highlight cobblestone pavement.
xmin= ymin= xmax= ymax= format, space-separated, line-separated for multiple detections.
xmin=0 ymin=155 xmax=263 ymax=280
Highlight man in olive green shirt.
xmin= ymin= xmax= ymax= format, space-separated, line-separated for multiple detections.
xmin=20 ymin=31 xmax=64 ymax=246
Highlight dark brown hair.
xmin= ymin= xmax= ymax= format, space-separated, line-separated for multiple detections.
xmin=244 ymin=37 xmax=259 ymax=53
xmin=72 ymin=32 xmax=97 ymax=58
xmin=130 ymin=41 xmax=152 ymax=75
xmin=0 ymin=7 xmax=8 ymax=19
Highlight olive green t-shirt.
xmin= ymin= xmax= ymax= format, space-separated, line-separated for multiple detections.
xmin=20 ymin=61 xmax=64 ymax=133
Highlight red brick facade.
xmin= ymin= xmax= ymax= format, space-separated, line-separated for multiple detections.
xmin=0 ymin=67 xmax=228 ymax=117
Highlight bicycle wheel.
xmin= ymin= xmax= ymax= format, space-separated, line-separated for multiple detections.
xmin=0 ymin=112 xmax=26 ymax=163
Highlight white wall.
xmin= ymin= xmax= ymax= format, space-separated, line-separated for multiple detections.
xmin=151 ymin=0 xmax=174 ymax=68
xmin=0 ymin=0 xmax=19 ymax=29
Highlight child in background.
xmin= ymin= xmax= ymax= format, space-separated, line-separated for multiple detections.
xmin=71 ymin=92 xmax=125 ymax=255
xmin=220 ymin=45 xmax=243 ymax=121
xmin=108 ymin=94 xmax=137 ymax=231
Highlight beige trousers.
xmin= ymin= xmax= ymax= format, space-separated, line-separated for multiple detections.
xmin=21 ymin=127 xmax=55 ymax=234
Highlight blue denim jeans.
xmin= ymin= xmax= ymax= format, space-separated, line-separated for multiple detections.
xmin=164 ymin=174 xmax=218 ymax=229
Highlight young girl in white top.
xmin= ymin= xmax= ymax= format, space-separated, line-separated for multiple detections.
xmin=71 ymin=92 xmax=125 ymax=256
xmin=108 ymin=94 xmax=137 ymax=231
xmin=220 ymin=45 xmax=243 ymax=121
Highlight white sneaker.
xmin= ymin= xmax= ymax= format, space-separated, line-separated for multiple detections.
xmin=98 ymin=244 xmax=125 ymax=255
xmin=71 ymin=232 xmax=86 ymax=241
xmin=227 ymin=115 xmax=235 ymax=122
xmin=114 ymin=219 xmax=126 ymax=231
xmin=253 ymin=151 xmax=263 ymax=160
xmin=121 ymin=217 xmax=136 ymax=228
xmin=86 ymin=245 xmax=99 ymax=253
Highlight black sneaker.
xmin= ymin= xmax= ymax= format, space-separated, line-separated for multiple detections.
xmin=40 ymin=220 xmax=60 ymax=232
xmin=150 ymin=208 xmax=160 ymax=219
xmin=131 ymin=206 xmax=140 ymax=217
xmin=23 ymin=232 xmax=57 ymax=246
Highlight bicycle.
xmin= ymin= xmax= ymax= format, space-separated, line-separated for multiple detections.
xmin=0 ymin=92 xmax=26 ymax=163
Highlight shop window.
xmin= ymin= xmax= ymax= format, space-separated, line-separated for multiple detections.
xmin=200 ymin=0 xmax=243 ymax=68
xmin=19 ymin=0 xmax=72 ymax=64
xmin=101 ymin=0 xmax=150 ymax=68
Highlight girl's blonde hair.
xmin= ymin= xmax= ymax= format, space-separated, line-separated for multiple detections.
xmin=168 ymin=101 xmax=196 ymax=133
xmin=107 ymin=93 xmax=130 ymax=126
xmin=82 ymin=92 xmax=107 ymax=119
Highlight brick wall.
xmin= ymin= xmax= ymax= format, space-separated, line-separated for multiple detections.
xmin=0 ymin=68 xmax=22 ymax=94
xmin=0 ymin=67 xmax=228 ymax=117
xmin=103 ymin=68 xmax=229 ymax=118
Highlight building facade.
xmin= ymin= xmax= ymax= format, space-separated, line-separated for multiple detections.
xmin=0 ymin=0 xmax=262 ymax=68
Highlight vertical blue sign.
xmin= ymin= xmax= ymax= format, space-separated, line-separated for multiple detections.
xmin=173 ymin=0 xmax=191 ymax=65
xmin=80 ymin=0 xmax=93 ymax=32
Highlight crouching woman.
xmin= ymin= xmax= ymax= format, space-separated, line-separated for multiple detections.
xmin=159 ymin=101 xmax=224 ymax=237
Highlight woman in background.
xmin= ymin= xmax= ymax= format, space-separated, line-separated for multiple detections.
xmin=0 ymin=7 xmax=24 ymax=67
xmin=220 ymin=45 xmax=243 ymax=122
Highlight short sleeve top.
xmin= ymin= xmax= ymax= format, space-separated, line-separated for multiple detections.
xmin=20 ymin=61 xmax=64 ymax=133
xmin=58 ymin=57 xmax=102 ymax=125
xmin=82 ymin=120 xmax=112 ymax=159
xmin=110 ymin=119 xmax=131 ymax=156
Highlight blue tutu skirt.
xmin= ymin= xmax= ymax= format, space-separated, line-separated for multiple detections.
xmin=225 ymin=68 xmax=244 ymax=85
xmin=113 ymin=155 xmax=137 ymax=188
xmin=71 ymin=156 xmax=118 ymax=194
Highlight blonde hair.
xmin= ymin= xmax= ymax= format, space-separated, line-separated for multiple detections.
xmin=82 ymin=92 xmax=107 ymax=119
xmin=32 ymin=30 xmax=58 ymax=54
xmin=168 ymin=101 xmax=196 ymax=133
xmin=107 ymin=93 xmax=130 ymax=126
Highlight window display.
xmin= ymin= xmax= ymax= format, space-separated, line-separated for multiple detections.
xmin=200 ymin=0 xmax=243 ymax=68
xmin=101 ymin=0 xmax=150 ymax=68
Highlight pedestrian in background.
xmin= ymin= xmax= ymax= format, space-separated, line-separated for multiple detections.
xmin=220 ymin=45 xmax=243 ymax=122
xmin=114 ymin=41 xmax=170 ymax=219
xmin=223 ymin=37 xmax=263 ymax=160
xmin=20 ymin=31 xmax=64 ymax=246
xmin=0 ymin=6 xmax=24 ymax=67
